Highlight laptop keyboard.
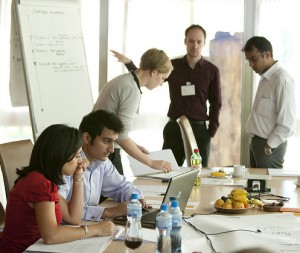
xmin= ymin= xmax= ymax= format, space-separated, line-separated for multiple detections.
xmin=141 ymin=208 xmax=160 ymax=223
xmin=113 ymin=208 xmax=160 ymax=228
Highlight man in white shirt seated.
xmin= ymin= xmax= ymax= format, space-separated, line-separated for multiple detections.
xmin=59 ymin=109 xmax=146 ymax=221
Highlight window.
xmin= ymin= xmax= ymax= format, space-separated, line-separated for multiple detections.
xmin=107 ymin=0 xmax=244 ymax=166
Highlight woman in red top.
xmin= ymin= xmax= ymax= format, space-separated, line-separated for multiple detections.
xmin=0 ymin=124 xmax=115 ymax=253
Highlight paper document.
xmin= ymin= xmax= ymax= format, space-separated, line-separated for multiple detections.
xmin=128 ymin=149 xmax=183 ymax=177
xmin=114 ymin=227 xmax=156 ymax=243
xmin=25 ymin=226 xmax=124 ymax=253
xmin=268 ymin=168 xmax=300 ymax=177
xmin=183 ymin=213 xmax=300 ymax=253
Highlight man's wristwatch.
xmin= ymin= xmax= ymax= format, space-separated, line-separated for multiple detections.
xmin=264 ymin=147 xmax=273 ymax=156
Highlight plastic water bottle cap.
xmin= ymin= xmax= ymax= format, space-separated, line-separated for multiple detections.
xmin=160 ymin=203 xmax=168 ymax=211
xmin=171 ymin=200 xmax=179 ymax=208
xmin=194 ymin=148 xmax=199 ymax=153
xmin=131 ymin=193 xmax=139 ymax=199
xmin=169 ymin=196 xmax=177 ymax=202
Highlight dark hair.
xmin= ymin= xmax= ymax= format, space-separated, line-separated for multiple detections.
xmin=242 ymin=36 xmax=273 ymax=57
xmin=79 ymin=110 xmax=124 ymax=144
xmin=185 ymin=24 xmax=207 ymax=40
xmin=16 ymin=124 xmax=82 ymax=185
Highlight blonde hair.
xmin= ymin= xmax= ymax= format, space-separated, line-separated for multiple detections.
xmin=140 ymin=48 xmax=173 ymax=74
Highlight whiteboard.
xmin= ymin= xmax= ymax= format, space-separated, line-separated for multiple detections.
xmin=15 ymin=1 xmax=93 ymax=138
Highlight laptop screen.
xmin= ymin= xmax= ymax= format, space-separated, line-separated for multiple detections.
xmin=162 ymin=169 xmax=198 ymax=212
xmin=113 ymin=169 xmax=198 ymax=228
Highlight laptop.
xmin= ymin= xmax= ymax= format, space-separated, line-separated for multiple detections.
xmin=113 ymin=169 xmax=198 ymax=228
xmin=128 ymin=149 xmax=191 ymax=181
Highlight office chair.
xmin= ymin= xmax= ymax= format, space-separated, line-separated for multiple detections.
xmin=0 ymin=139 xmax=33 ymax=198
xmin=177 ymin=115 xmax=198 ymax=166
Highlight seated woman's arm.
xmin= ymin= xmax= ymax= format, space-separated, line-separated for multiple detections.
xmin=60 ymin=159 xmax=89 ymax=225
xmin=35 ymin=201 xmax=115 ymax=244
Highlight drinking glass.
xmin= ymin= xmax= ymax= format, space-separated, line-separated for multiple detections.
xmin=124 ymin=220 xmax=143 ymax=252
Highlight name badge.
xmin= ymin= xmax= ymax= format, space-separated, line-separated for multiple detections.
xmin=181 ymin=85 xmax=195 ymax=96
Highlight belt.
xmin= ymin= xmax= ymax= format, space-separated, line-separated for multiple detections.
xmin=251 ymin=134 xmax=266 ymax=140
xmin=169 ymin=118 xmax=206 ymax=124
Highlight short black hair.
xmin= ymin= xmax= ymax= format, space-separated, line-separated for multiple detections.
xmin=242 ymin=36 xmax=273 ymax=57
xmin=79 ymin=109 xmax=124 ymax=143
xmin=16 ymin=124 xmax=82 ymax=185
xmin=185 ymin=24 xmax=207 ymax=40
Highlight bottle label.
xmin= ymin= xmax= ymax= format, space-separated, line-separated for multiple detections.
xmin=172 ymin=217 xmax=182 ymax=227
xmin=156 ymin=218 xmax=172 ymax=229
xmin=127 ymin=207 xmax=142 ymax=218
xmin=191 ymin=157 xmax=202 ymax=169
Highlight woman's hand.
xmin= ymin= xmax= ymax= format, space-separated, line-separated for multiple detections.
xmin=110 ymin=50 xmax=131 ymax=64
xmin=74 ymin=158 xmax=89 ymax=176
xmin=93 ymin=220 xmax=116 ymax=236
xmin=150 ymin=160 xmax=172 ymax=173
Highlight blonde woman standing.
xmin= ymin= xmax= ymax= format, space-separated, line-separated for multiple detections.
xmin=93 ymin=48 xmax=173 ymax=175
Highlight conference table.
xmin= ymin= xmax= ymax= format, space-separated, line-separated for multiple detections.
xmin=102 ymin=168 xmax=300 ymax=253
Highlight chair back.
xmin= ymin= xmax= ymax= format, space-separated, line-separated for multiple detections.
xmin=0 ymin=201 xmax=5 ymax=228
xmin=177 ymin=116 xmax=198 ymax=166
xmin=0 ymin=139 xmax=33 ymax=198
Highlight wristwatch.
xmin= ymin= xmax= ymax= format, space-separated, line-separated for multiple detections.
xmin=264 ymin=147 xmax=273 ymax=156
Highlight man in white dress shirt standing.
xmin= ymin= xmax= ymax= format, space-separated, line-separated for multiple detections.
xmin=243 ymin=36 xmax=296 ymax=168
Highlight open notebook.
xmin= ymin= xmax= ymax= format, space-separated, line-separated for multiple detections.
xmin=128 ymin=149 xmax=191 ymax=180
xmin=113 ymin=169 xmax=198 ymax=228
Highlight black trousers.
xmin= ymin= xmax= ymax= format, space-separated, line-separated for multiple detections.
xmin=162 ymin=119 xmax=211 ymax=167
xmin=108 ymin=148 xmax=123 ymax=175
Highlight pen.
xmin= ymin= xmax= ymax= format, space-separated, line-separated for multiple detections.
xmin=104 ymin=228 xmax=120 ymax=248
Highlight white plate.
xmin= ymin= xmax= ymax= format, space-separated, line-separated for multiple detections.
xmin=209 ymin=174 xmax=232 ymax=179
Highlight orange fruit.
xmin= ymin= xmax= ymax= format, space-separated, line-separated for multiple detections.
xmin=232 ymin=201 xmax=244 ymax=209
xmin=215 ymin=199 xmax=224 ymax=207
xmin=222 ymin=203 xmax=233 ymax=209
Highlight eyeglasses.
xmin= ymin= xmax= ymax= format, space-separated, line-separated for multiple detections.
xmin=245 ymin=52 xmax=265 ymax=64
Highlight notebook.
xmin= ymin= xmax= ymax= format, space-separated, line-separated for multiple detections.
xmin=113 ymin=169 xmax=198 ymax=228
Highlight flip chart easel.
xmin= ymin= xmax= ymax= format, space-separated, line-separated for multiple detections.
xmin=14 ymin=0 xmax=93 ymax=139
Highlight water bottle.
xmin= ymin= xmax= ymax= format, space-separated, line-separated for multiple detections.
xmin=127 ymin=193 xmax=142 ymax=222
xmin=156 ymin=204 xmax=172 ymax=253
xmin=169 ymin=201 xmax=182 ymax=253
xmin=190 ymin=148 xmax=202 ymax=186
xmin=125 ymin=193 xmax=142 ymax=250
